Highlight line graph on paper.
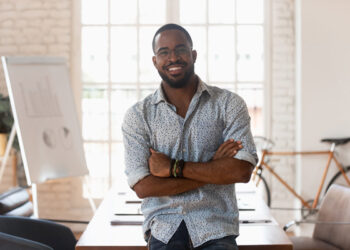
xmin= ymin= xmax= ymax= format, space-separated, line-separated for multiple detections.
xmin=19 ymin=76 xmax=62 ymax=118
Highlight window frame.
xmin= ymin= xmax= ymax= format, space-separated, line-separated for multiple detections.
xmin=73 ymin=0 xmax=271 ymax=195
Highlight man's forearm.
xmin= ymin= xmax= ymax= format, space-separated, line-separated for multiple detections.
xmin=183 ymin=158 xmax=253 ymax=185
xmin=133 ymin=174 xmax=205 ymax=198
xmin=146 ymin=141 xmax=252 ymax=189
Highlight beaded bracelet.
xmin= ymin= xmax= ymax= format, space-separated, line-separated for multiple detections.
xmin=170 ymin=159 xmax=176 ymax=177
xmin=173 ymin=160 xmax=179 ymax=178
xmin=170 ymin=159 xmax=185 ymax=178
xmin=177 ymin=160 xmax=185 ymax=178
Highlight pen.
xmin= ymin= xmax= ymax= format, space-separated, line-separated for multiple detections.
xmin=240 ymin=219 xmax=272 ymax=224
xmin=115 ymin=213 xmax=143 ymax=216
xmin=125 ymin=200 xmax=142 ymax=204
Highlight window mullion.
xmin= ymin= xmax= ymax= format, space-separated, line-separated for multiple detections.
xmin=206 ymin=0 xmax=209 ymax=83
xmin=107 ymin=0 xmax=112 ymax=188
xmin=137 ymin=0 xmax=141 ymax=100
xmin=234 ymin=0 xmax=238 ymax=93
xmin=264 ymin=0 xmax=272 ymax=138
xmin=80 ymin=0 xmax=267 ymax=197
xmin=167 ymin=0 xmax=179 ymax=23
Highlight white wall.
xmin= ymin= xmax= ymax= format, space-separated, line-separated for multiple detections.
xmin=296 ymin=0 xmax=350 ymax=199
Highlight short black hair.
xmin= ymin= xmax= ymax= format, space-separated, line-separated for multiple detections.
xmin=152 ymin=23 xmax=193 ymax=53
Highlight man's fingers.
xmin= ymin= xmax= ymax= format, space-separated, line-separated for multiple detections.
xmin=217 ymin=139 xmax=234 ymax=151
xmin=213 ymin=143 xmax=227 ymax=159
xmin=219 ymin=142 xmax=243 ymax=158
xmin=213 ymin=139 xmax=243 ymax=160
xmin=150 ymin=148 xmax=160 ymax=154
xmin=219 ymin=141 xmax=240 ymax=154
xmin=229 ymin=150 xmax=238 ymax=158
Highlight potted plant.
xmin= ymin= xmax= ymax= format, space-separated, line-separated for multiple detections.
xmin=0 ymin=93 xmax=25 ymax=186
xmin=0 ymin=93 xmax=20 ymax=149
xmin=0 ymin=94 xmax=15 ymax=155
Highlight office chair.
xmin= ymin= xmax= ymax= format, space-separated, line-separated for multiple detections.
xmin=286 ymin=184 xmax=350 ymax=250
xmin=0 ymin=215 xmax=77 ymax=250
xmin=0 ymin=187 xmax=33 ymax=216
xmin=0 ymin=231 xmax=53 ymax=250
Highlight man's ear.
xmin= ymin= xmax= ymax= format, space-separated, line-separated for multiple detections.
xmin=152 ymin=56 xmax=157 ymax=67
xmin=192 ymin=50 xmax=197 ymax=63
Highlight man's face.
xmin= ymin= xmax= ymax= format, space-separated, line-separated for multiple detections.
xmin=152 ymin=29 xmax=197 ymax=89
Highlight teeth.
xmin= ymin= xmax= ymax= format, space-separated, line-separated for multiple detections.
xmin=169 ymin=67 xmax=182 ymax=71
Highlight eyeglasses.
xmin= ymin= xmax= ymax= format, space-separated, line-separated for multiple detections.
xmin=155 ymin=47 xmax=191 ymax=59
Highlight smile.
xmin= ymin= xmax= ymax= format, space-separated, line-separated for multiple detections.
xmin=168 ymin=66 xmax=182 ymax=71
xmin=167 ymin=65 xmax=184 ymax=75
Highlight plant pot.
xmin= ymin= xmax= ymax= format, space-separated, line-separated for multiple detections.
xmin=0 ymin=133 xmax=7 ymax=156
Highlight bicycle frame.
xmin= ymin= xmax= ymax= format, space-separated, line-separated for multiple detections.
xmin=252 ymin=143 xmax=350 ymax=209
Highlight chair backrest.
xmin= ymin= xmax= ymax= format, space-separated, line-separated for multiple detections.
xmin=0 ymin=187 xmax=33 ymax=216
xmin=0 ymin=216 xmax=77 ymax=250
xmin=313 ymin=184 xmax=350 ymax=249
xmin=0 ymin=232 xmax=53 ymax=250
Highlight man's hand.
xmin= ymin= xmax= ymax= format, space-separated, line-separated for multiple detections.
xmin=212 ymin=139 xmax=242 ymax=160
xmin=149 ymin=149 xmax=171 ymax=177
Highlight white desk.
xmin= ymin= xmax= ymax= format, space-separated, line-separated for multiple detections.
xmin=76 ymin=186 xmax=293 ymax=250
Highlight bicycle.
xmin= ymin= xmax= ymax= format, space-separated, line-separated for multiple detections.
xmin=251 ymin=136 xmax=350 ymax=218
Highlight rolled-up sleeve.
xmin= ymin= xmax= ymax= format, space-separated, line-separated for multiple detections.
xmin=122 ymin=105 xmax=151 ymax=188
xmin=223 ymin=95 xmax=258 ymax=166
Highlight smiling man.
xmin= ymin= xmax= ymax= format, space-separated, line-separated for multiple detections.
xmin=122 ymin=24 xmax=258 ymax=250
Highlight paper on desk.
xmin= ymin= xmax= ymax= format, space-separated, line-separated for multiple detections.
xmin=113 ymin=202 xmax=142 ymax=215
xmin=237 ymin=192 xmax=257 ymax=211
xmin=236 ymin=182 xmax=257 ymax=193
xmin=110 ymin=215 xmax=143 ymax=225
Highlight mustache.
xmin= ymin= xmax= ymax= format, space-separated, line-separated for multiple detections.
xmin=164 ymin=61 xmax=187 ymax=68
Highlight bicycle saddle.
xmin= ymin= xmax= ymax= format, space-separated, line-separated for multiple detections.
xmin=321 ymin=137 xmax=350 ymax=145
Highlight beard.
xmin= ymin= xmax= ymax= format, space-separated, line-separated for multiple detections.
xmin=158 ymin=63 xmax=195 ymax=89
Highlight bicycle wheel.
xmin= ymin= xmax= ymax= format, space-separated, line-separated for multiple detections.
xmin=255 ymin=175 xmax=271 ymax=207
xmin=325 ymin=166 xmax=350 ymax=193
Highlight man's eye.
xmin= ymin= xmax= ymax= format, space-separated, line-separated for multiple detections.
xmin=177 ymin=48 xmax=187 ymax=54
xmin=158 ymin=51 xmax=169 ymax=56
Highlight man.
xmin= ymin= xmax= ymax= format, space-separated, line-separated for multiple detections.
xmin=122 ymin=23 xmax=258 ymax=250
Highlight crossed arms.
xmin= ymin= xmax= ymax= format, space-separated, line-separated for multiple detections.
xmin=133 ymin=140 xmax=254 ymax=198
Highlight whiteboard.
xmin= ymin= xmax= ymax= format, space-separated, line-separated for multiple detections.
xmin=1 ymin=56 xmax=89 ymax=185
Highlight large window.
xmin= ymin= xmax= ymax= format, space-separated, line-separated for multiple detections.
xmin=81 ymin=0 xmax=265 ymax=197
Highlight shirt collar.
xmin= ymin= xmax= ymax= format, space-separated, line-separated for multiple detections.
xmin=151 ymin=76 xmax=212 ymax=105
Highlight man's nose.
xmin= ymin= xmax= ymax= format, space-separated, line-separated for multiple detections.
xmin=168 ymin=50 xmax=179 ymax=61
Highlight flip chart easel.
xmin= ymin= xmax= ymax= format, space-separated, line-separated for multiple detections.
xmin=1 ymin=56 xmax=95 ymax=217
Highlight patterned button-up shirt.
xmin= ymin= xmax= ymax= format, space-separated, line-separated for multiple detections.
xmin=122 ymin=77 xmax=258 ymax=247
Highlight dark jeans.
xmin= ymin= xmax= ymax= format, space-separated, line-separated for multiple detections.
xmin=148 ymin=221 xmax=238 ymax=250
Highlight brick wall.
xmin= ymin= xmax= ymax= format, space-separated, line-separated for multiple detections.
xmin=269 ymin=0 xmax=296 ymax=225
xmin=0 ymin=0 xmax=93 ymax=233
xmin=0 ymin=0 xmax=72 ymax=92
